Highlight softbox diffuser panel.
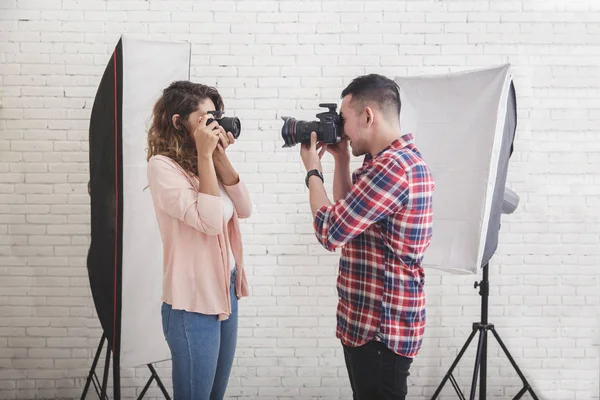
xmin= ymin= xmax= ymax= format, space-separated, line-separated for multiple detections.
xmin=481 ymin=81 xmax=517 ymax=268
xmin=88 ymin=38 xmax=122 ymax=361
xmin=394 ymin=64 xmax=514 ymax=274
xmin=89 ymin=35 xmax=191 ymax=368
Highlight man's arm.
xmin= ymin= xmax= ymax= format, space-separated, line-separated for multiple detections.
xmin=323 ymin=137 xmax=352 ymax=201
xmin=332 ymin=156 xmax=352 ymax=202
xmin=313 ymin=157 xmax=408 ymax=252
xmin=308 ymin=175 xmax=331 ymax=217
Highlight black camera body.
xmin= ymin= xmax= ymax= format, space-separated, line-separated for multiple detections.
xmin=206 ymin=111 xmax=241 ymax=139
xmin=281 ymin=103 xmax=343 ymax=148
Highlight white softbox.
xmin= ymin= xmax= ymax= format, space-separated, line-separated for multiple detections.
xmin=88 ymin=35 xmax=190 ymax=374
xmin=394 ymin=64 xmax=517 ymax=274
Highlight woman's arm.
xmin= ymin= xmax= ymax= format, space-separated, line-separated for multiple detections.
xmin=148 ymin=156 xmax=224 ymax=235
xmin=213 ymin=129 xmax=252 ymax=219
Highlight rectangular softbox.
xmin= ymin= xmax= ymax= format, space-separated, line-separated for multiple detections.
xmin=394 ymin=64 xmax=517 ymax=274
xmin=88 ymin=35 xmax=191 ymax=371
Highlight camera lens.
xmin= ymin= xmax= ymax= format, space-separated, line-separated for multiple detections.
xmin=219 ymin=117 xmax=241 ymax=139
xmin=281 ymin=117 xmax=319 ymax=148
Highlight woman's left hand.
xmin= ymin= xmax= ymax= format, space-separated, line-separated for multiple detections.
xmin=214 ymin=126 xmax=235 ymax=156
xmin=213 ymin=126 xmax=239 ymax=185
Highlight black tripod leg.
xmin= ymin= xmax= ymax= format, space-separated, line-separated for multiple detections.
xmin=113 ymin=347 xmax=121 ymax=400
xmin=149 ymin=364 xmax=171 ymax=399
xmin=431 ymin=326 xmax=479 ymax=400
xmin=137 ymin=375 xmax=155 ymax=400
xmin=469 ymin=330 xmax=485 ymax=400
xmin=449 ymin=376 xmax=467 ymax=400
xmin=81 ymin=334 xmax=106 ymax=399
xmin=490 ymin=327 xmax=539 ymax=400
xmin=137 ymin=364 xmax=171 ymax=400
xmin=100 ymin=342 xmax=111 ymax=400
xmin=480 ymin=329 xmax=487 ymax=400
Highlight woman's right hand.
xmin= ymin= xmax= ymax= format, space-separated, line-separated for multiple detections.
xmin=193 ymin=115 xmax=220 ymax=158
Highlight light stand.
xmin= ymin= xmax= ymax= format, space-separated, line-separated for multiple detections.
xmin=430 ymin=263 xmax=539 ymax=400
xmin=81 ymin=333 xmax=171 ymax=400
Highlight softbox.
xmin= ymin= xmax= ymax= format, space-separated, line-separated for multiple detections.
xmin=87 ymin=35 xmax=191 ymax=369
xmin=394 ymin=64 xmax=517 ymax=274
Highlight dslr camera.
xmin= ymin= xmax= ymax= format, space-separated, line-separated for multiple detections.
xmin=207 ymin=111 xmax=241 ymax=139
xmin=280 ymin=103 xmax=343 ymax=148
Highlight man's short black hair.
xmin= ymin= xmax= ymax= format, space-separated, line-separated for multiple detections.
xmin=341 ymin=73 xmax=401 ymax=118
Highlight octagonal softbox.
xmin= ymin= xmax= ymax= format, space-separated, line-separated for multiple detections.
xmin=395 ymin=64 xmax=517 ymax=274
xmin=87 ymin=35 xmax=191 ymax=369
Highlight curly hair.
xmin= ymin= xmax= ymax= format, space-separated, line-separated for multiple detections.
xmin=147 ymin=81 xmax=224 ymax=176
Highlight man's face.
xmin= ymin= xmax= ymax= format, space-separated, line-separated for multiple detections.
xmin=340 ymin=95 xmax=369 ymax=157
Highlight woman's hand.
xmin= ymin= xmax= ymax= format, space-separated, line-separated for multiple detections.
xmin=193 ymin=115 xmax=220 ymax=158
xmin=212 ymin=126 xmax=239 ymax=185
xmin=214 ymin=126 xmax=235 ymax=157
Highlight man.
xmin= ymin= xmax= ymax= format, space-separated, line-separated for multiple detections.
xmin=300 ymin=74 xmax=435 ymax=400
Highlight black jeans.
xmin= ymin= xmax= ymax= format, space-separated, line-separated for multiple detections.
xmin=343 ymin=340 xmax=413 ymax=400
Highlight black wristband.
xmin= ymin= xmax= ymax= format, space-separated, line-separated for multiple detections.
xmin=305 ymin=169 xmax=324 ymax=188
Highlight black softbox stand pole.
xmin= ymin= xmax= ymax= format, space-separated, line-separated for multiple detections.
xmin=81 ymin=333 xmax=171 ymax=400
xmin=431 ymin=263 xmax=539 ymax=400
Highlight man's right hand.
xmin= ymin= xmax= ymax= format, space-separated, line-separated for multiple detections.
xmin=194 ymin=115 xmax=220 ymax=158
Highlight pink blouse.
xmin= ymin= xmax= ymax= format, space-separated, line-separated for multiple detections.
xmin=147 ymin=155 xmax=252 ymax=320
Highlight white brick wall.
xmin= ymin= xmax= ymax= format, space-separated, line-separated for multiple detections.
xmin=1 ymin=1 xmax=599 ymax=399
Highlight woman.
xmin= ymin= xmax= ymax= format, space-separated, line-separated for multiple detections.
xmin=146 ymin=81 xmax=251 ymax=400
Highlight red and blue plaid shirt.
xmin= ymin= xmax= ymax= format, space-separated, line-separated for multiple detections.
xmin=314 ymin=134 xmax=434 ymax=358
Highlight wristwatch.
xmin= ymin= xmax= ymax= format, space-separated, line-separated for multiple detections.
xmin=305 ymin=169 xmax=324 ymax=188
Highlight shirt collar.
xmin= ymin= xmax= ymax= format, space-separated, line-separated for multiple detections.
xmin=364 ymin=133 xmax=415 ymax=162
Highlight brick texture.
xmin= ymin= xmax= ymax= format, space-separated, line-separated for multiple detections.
xmin=0 ymin=1 xmax=599 ymax=399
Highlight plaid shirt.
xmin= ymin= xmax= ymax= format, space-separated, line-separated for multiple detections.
xmin=314 ymin=134 xmax=434 ymax=358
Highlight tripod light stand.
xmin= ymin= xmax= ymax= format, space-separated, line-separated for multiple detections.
xmin=430 ymin=262 xmax=539 ymax=400
xmin=84 ymin=35 xmax=191 ymax=399
xmin=392 ymin=62 xmax=538 ymax=400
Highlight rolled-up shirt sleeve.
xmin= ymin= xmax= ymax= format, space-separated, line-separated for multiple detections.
xmin=147 ymin=156 xmax=223 ymax=236
xmin=313 ymin=157 xmax=409 ymax=251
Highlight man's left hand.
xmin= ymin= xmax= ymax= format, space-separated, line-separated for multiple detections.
xmin=300 ymin=132 xmax=326 ymax=172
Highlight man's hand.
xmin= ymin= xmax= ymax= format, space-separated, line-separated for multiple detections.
xmin=300 ymin=132 xmax=326 ymax=172
xmin=301 ymin=132 xmax=332 ymax=217
xmin=323 ymin=136 xmax=350 ymax=162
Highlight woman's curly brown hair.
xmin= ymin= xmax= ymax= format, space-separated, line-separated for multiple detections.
xmin=147 ymin=81 xmax=224 ymax=176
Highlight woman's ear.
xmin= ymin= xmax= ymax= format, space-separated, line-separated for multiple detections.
xmin=171 ymin=114 xmax=181 ymax=130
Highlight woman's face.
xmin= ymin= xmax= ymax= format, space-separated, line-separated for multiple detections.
xmin=184 ymin=98 xmax=217 ymax=139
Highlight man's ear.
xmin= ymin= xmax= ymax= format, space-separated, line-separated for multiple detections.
xmin=365 ymin=107 xmax=374 ymax=126
xmin=171 ymin=114 xmax=181 ymax=130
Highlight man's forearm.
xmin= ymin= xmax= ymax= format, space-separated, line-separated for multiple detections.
xmin=309 ymin=176 xmax=331 ymax=217
xmin=333 ymin=157 xmax=352 ymax=201
xmin=213 ymin=155 xmax=240 ymax=186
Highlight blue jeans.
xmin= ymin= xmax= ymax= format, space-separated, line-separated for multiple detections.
xmin=161 ymin=270 xmax=238 ymax=400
